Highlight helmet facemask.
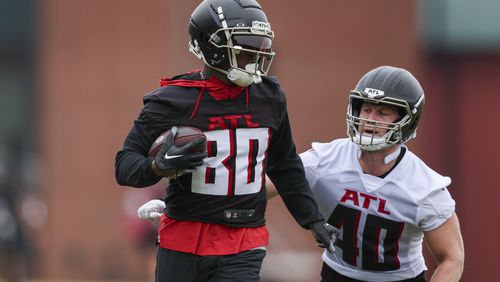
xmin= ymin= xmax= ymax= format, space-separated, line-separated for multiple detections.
xmin=346 ymin=92 xmax=414 ymax=151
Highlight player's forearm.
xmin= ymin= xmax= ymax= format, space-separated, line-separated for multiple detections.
xmin=425 ymin=213 xmax=464 ymax=282
xmin=265 ymin=175 xmax=279 ymax=200
xmin=430 ymin=258 xmax=464 ymax=282
xmin=268 ymin=170 xmax=324 ymax=229
xmin=115 ymin=150 xmax=162 ymax=187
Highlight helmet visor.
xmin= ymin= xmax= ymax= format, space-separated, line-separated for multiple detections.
xmin=230 ymin=35 xmax=274 ymax=75
xmin=209 ymin=28 xmax=276 ymax=75
xmin=232 ymin=35 xmax=272 ymax=52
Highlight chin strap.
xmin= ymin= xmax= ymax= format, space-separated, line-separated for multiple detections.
xmin=383 ymin=146 xmax=402 ymax=165
xmin=356 ymin=143 xmax=402 ymax=165
xmin=227 ymin=63 xmax=262 ymax=87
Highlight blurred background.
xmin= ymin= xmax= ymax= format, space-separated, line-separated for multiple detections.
xmin=1 ymin=0 xmax=499 ymax=281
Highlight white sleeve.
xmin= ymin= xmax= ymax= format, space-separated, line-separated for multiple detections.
xmin=417 ymin=187 xmax=456 ymax=231
xmin=299 ymin=149 xmax=320 ymax=189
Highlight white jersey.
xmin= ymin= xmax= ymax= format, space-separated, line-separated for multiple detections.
xmin=300 ymin=138 xmax=455 ymax=281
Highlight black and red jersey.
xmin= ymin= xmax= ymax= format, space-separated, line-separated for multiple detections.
xmin=115 ymin=71 xmax=323 ymax=228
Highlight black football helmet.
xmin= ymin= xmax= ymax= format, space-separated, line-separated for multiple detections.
xmin=346 ymin=66 xmax=425 ymax=151
xmin=188 ymin=0 xmax=275 ymax=86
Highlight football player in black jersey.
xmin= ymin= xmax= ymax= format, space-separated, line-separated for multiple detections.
xmin=115 ymin=0 xmax=337 ymax=281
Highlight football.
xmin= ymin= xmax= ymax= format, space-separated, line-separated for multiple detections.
xmin=148 ymin=126 xmax=207 ymax=157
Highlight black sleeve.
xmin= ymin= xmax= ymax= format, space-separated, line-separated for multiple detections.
xmin=115 ymin=96 xmax=182 ymax=188
xmin=266 ymin=100 xmax=324 ymax=230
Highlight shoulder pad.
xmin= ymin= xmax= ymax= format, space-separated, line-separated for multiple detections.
xmin=143 ymin=84 xmax=199 ymax=105
xmin=143 ymin=86 xmax=175 ymax=104
xmin=261 ymin=75 xmax=280 ymax=87
xmin=168 ymin=71 xmax=199 ymax=81
xmin=390 ymin=151 xmax=451 ymax=202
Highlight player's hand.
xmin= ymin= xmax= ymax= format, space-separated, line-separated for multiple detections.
xmin=154 ymin=126 xmax=207 ymax=173
xmin=137 ymin=199 xmax=166 ymax=222
xmin=310 ymin=221 xmax=339 ymax=254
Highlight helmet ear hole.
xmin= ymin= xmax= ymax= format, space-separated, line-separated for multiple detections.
xmin=200 ymin=33 xmax=211 ymax=46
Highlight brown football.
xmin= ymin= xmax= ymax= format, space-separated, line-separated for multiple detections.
xmin=148 ymin=126 xmax=207 ymax=157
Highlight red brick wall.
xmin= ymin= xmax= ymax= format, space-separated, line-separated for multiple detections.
xmin=421 ymin=54 xmax=500 ymax=282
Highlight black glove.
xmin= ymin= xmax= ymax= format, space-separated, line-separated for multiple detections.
xmin=154 ymin=126 xmax=207 ymax=173
xmin=310 ymin=221 xmax=339 ymax=254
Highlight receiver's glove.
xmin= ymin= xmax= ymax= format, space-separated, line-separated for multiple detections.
xmin=154 ymin=126 xmax=207 ymax=173
xmin=310 ymin=221 xmax=339 ymax=254
xmin=137 ymin=199 xmax=165 ymax=222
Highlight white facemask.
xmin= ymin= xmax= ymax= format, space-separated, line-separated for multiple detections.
xmin=227 ymin=63 xmax=262 ymax=87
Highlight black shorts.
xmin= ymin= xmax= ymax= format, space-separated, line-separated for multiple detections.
xmin=320 ymin=263 xmax=427 ymax=282
xmin=155 ymin=247 xmax=266 ymax=282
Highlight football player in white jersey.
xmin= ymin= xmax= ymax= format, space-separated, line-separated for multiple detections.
xmin=268 ymin=66 xmax=464 ymax=282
